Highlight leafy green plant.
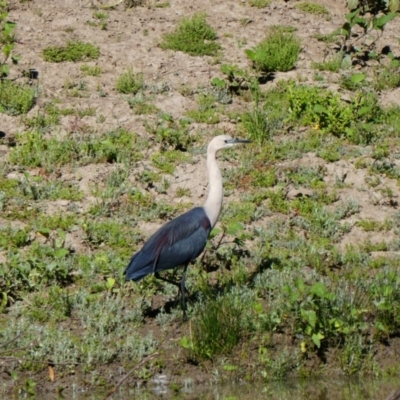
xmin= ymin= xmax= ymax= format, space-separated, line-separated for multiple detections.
xmin=332 ymin=0 xmax=399 ymax=66
xmin=130 ymin=100 xmax=159 ymax=115
xmin=0 ymin=226 xmax=30 ymax=250
xmin=369 ymin=271 xmax=400 ymax=337
xmin=0 ymin=11 xmax=18 ymax=78
xmin=250 ymin=167 xmax=276 ymax=188
xmin=9 ymin=128 xmax=141 ymax=170
xmin=0 ymin=238 xmax=74 ymax=305
xmin=285 ymin=81 xmax=382 ymax=144
xmin=0 ymin=79 xmax=35 ymax=115
xmin=42 ymin=41 xmax=100 ymax=62
xmin=283 ymin=279 xmax=367 ymax=350
xmin=245 ymin=30 xmax=301 ymax=74
xmin=116 ymin=68 xmax=144 ymax=94
xmin=258 ymin=347 xmax=299 ymax=380
xmin=145 ymin=113 xmax=195 ymax=151
xmin=287 ymin=82 xmax=352 ymax=135
xmin=312 ymin=53 xmax=343 ymax=72
xmin=340 ymin=72 xmax=367 ymax=90
xmin=357 ymin=219 xmax=391 ymax=232
xmin=284 ymin=165 xmax=326 ymax=189
xmin=161 ymin=13 xmax=221 ymax=56
xmin=211 ymin=64 xmax=254 ymax=95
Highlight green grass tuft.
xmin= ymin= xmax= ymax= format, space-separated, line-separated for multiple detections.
xmin=296 ymin=2 xmax=330 ymax=18
xmin=161 ymin=13 xmax=221 ymax=56
xmin=312 ymin=54 xmax=342 ymax=72
xmin=42 ymin=41 xmax=100 ymax=63
xmin=189 ymin=291 xmax=249 ymax=360
xmin=374 ymin=66 xmax=400 ymax=91
xmin=0 ymin=80 xmax=36 ymax=115
xmin=245 ymin=31 xmax=301 ymax=73
xmin=8 ymin=129 xmax=141 ymax=170
xmin=116 ymin=69 xmax=144 ymax=94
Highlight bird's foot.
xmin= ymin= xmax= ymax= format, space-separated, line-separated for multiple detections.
xmin=182 ymin=312 xmax=189 ymax=323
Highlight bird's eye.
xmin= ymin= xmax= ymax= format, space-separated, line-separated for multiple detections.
xmin=224 ymin=140 xmax=228 ymax=143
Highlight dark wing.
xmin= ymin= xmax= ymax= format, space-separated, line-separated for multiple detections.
xmin=125 ymin=207 xmax=211 ymax=281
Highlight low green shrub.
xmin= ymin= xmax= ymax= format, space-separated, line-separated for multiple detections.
xmin=116 ymin=69 xmax=144 ymax=94
xmin=161 ymin=13 xmax=221 ymax=56
xmin=245 ymin=31 xmax=301 ymax=73
xmin=43 ymin=41 xmax=100 ymax=62
xmin=0 ymin=79 xmax=35 ymax=115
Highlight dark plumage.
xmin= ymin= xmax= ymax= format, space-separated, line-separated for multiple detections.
xmin=125 ymin=207 xmax=211 ymax=281
xmin=124 ymin=207 xmax=211 ymax=320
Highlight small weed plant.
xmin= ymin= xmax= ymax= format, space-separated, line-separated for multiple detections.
xmin=312 ymin=53 xmax=343 ymax=72
xmin=161 ymin=13 xmax=221 ymax=56
xmin=211 ymin=64 xmax=256 ymax=96
xmin=116 ymin=69 xmax=144 ymax=95
xmin=332 ymin=0 xmax=399 ymax=66
xmin=340 ymin=72 xmax=367 ymax=91
xmin=182 ymin=291 xmax=250 ymax=360
xmin=283 ymin=80 xmax=382 ymax=144
xmin=145 ymin=113 xmax=196 ymax=151
xmin=373 ymin=65 xmax=400 ymax=91
xmin=0 ymin=11 xmax=18 ymax=78
xmin=0 ymin=79 xmax=35 ymax=115
xmin=0 ymin=15 xmax=35 ymax=115
xmin=43 ymin=41 xmax=99 ymax=62
xmin=295 ymin=2 xmax=330 ymax=19
xmin=246 ymin=30 xmax=301 ymax=74
xmin=9 ymin=128 xmax=141 ymax=170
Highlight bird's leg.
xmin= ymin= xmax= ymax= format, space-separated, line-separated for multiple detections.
xmin=154 ymin=264 xmax=190 ymax=321
xmin=154 ymin=272 xmax=180 ymax=288
xmin=180 ymin=264 xmax=189 ymax=322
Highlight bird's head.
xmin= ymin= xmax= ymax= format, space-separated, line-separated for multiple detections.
xmin=208 ymin=135 xmax=251 ymax=153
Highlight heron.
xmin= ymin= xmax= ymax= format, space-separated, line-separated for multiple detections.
xmin=124 ymin=135 xmax=251 ymax=320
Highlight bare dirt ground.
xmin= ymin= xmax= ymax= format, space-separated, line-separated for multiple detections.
xmin=2 ymin=0 xmax=400 ymax=398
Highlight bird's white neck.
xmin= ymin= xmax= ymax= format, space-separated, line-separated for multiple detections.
xmin=203 ymin=148 xmax=223 ymax=228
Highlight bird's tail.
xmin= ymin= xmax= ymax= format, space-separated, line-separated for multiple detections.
xmin=124 ymin=252 xmax=152 ymax=282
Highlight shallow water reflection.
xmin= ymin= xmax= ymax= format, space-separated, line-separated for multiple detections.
xmin=72 ymin=378 xmax=400 ymax=400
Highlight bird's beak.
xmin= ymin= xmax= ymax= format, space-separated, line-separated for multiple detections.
xmin=227 ymin=138 xmax=252 ymax=144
